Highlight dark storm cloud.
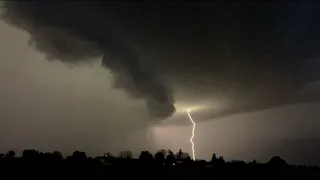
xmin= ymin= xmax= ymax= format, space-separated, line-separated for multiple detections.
xmin=3 ymin=2 xmax=320 ymax=124
xmin=1 ymin=2 xmax=175 ymax=120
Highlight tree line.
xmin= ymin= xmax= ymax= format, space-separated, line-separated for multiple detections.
xmin=0 ymin=149 xmax=319 ymax=178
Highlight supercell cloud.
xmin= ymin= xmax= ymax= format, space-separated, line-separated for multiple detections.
xmin=1 ymin=2 xmax=175 ymax=120
xmin=2 ymin=2 xmax=320 ymax=124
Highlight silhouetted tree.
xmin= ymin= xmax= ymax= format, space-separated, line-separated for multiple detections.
xmin=52 ymin=151 xmax=63 ymax=161
xmin=103 ymin=152 xmax=114 ymax=158
xmin=72 ymin=151 xmax=87 ymax=163
xmin=176 ymin=149 xmax=184 ymax=159
xmin=217 ymin=156 xmax=225 ymax=165
xmin=159 ymin=149 xmax=167 ymax=156
xmin=5 ymin=150 xmax=16 ymax=159
xmin=184 ymin=153 xmax=191 ymax=161
xmin=103 ymin=152 xmax=115 ymax=162
xmin=22 ymin=149 xmax=40 ymax=160
xmin=231 ymin=160 xmax=246 ymax=166
xmin=175 ymin=149 xmax=190 ymax=161
xmin=268 ymin=156 xmax=287 ymax=167
xmin=155 ymin=150 xmax=165 ymax=165
xmin=249 ymin=159 xmax=257 ymax=165
xmin=168 ymin=150 xmax=174 ymax=156
xmin=139 ymin=151 xmax=154 ymax=164
xmin=42 ymin=152 xmax=53 ymax=161
xmin=212 ymin=153 xmax=217 ymax=161
xmin=211 ymin=153 xmax=217 ymax=166
xmin=166 ymin=150 xmax=175 ymax=165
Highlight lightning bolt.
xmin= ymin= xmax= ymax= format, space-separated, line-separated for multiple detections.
xmin=187 ymin=109 xmax=196 ymax=161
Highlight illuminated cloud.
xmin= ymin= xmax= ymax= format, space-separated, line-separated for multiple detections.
xmin=2 ymin=2 xmax=320 ymax=126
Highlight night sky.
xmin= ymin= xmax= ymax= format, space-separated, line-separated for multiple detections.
xmin=1 ymin=2 xmax=320 ymax=165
